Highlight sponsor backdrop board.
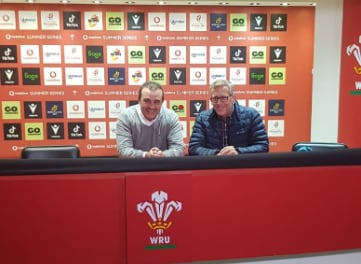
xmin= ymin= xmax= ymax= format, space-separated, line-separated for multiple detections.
xmin=339 ymin=0 xmax=361 ymax=147
xmin=0 ymin=4 xmax=315 ymax=158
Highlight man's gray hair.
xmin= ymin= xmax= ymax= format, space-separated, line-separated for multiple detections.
xmin=210 ymin=80 xmax=234 ymax=96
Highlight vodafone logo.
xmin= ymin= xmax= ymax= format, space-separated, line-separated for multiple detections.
xmin=153 ymin=16 xmax=160 ymax=24
xmin=50 ymin=71 xmax=57 ymax=78
xmin=72 ymin=105 xmax=79 ymax=111
xmin=2 ymin=15 xmax=9 ymax=22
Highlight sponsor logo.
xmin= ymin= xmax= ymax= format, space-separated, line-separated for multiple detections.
xmin=250 ymin=14 xmax=267 ymax=31
xmin=1 ymin=68 xmax=18 ymax=85
xmin=250 ymin=46 xmax=267 ymax=64
xmin=47 ymin=122 xmax=65 ymax=140
xmin=24 ymin=101 xmax=42 ymax=119
xmin=0 ymin=45 xmax=17 ymax=63
xmin=46 ymin=101 xmax=64 ymax=118
xmin=149 ymin=46 xmax=166 ymax=64
xmin=269 ymin=67 xmax=286 ymax=85
xmin=2 ymin=101 xmax=21 ymax=120
xmin=128 ymin=46 xmax=146 ymax=64
xmin=86 ymin=46 xmax=104 ymax=63
xmin=230 ymin=46 xmax=247 ymax=64
xmin=249 ymin=68 xmax=266 ymax=84
xmin=106 ymin=12 xmax=124 ymax=30
xmin=170 ymin=100 xmax=187 ymax=118
xmin=127 ymin=12 xmax=145 ymax=30
xmin=137 ymin=190 xmax=182 ymax=250
xmin=68 ymin=122 xmax=86 ymax=139
xmin=270 ymin=14 xmax=287 ymax=31
xmin=108 ymin=68 xmax=125 ymax=85
xmin=169 ymin=68 xmax=186 ymax=85
xmin=85 ymin=12 xmax=103 ymax=30
xmin=210 ymin=13 xmax=227 ymax=31
xmin=270 ymin=46 xmax=286 ymax=63
xmin=3 ymin=123 xmax=22 ymax=140
xmin=149 ymin=68 xmax=166 ymax=85
xmin=190 ymin=100 xmax=206 ymax=117
xmin=88 ymin=122 xmax=107 ymax=140
xmin=63 ymin=12 xmax=81 ymax=30
xmin=24 ymin=122 xmax=44 ymax=140
xmin=230 ymin=13 xmax=247 ymax=32
xmin=22 ymin=68 xmax=41 ymax=85
xmin=268 ymin=100 xmax=285 ymax=116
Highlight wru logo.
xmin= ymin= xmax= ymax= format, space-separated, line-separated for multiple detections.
xmin=137 ymin=190 xmax=182 ymax=236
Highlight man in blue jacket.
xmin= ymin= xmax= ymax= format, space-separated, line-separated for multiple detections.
xmin=189 ymin=79 xmax=269 ymax=156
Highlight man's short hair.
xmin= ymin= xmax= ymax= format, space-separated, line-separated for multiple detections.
xmin=210 ymin=80 xmax=234 ymax=96
xmin=138 ymin=81 xmax=164 ymax=101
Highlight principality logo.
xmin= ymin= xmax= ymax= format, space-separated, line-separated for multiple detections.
xmin=346 ymin=43 xmax=361 ymax=75
xmin=137 ymin=190 xmax=182 ymax=250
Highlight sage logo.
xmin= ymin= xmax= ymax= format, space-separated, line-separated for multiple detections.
xmin=190 ymin=100 xmax=206 ymax=117
xmin=1 ymin=68 xmax=18 ymax=85
xmin=3 ymin=123 xmax=22 ymax=140
xmin=22 ymin=68 xmax=40 ymax=85
xmin=271 ymin=14 xmax=287 ymax=31
xmin=210 ymin=13 xmax=227 ymax=31
xmin=230 ymin=13 xmax=247 ymax=32
xmin=2 ymin=101 xmax=21 ymax=120
xmin=270 ymin=46 xmax=286 ymax=63
xmin=250 ymin=14 xmax=267 ymax=31
xmin=24 ymin=122 xmax=44 ymax=141
xmin=63 ymin=12 xmax=81 ymax=30
xmin=47 ymin=122 xmax=64 ymax=139
xmin=268 ymin=100 xmax=285 ymax=116
xmin=24 ymin=101 xmax=42 ymax=119
xmin=137 ymin=190 xmax=182 ymax=250
xmin=127 ymin=12 xmax=144 ymax=30
xmin=250 ymin=46 xmax=267 ymax=64
xmin=46 ymin=101 xmax=64 ymax=118
xmin=149 ymin=46 xmax=166 ymax=64
xmin=68 ymin=122 xmax=85 ymax=139
xmin=249 ymin=68 xmax=266 ymax=84
xmin=0 ymin=45 xmax=17 ymax=63
xmin=128 ymin=46 xmax=145 ymax=64
xmin=169 ymin=68 xmax=186 ymax=85
xmin=108 ymin=68 xmax=125 ymax=85
xmin=269 ymin=68 xmax=286 ymax=85
xmin=86 ymin=46 xmax=103 ymax=63
xmin=230 ymin=46 xmax=246 ymax=63
xmin=149 ymin=68 xmax=166 ymax=85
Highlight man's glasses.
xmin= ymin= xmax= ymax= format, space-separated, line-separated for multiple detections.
xmin=210 ymin=96 xmax=229 ymax=103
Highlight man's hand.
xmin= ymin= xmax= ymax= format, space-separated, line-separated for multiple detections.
xmin=217 ymin=146 xmax=238 ymax=156
xmin=145 ymin=147 xmax=165 ymax=158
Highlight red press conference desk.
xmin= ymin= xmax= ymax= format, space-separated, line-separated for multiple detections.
xmin=1 ymin=149 xmax=361 ymax=264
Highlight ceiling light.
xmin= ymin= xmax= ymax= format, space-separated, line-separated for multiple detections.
xmin=218 ymin=2 xmax=229 ymax=5
xmin=60 ymin=0 xmax=70 ymax=3
xmin=280 ymin=2 xmax=290 ymax=6
xmin=157 ymin=1 xmax=166 ymax=4
xmin=92 ymin=0 xmax=103 ymax=3
xmin=187 ymin=1 xmax=198 ymax=4
xmin=250 ymin=2 xmax=260 ymax=5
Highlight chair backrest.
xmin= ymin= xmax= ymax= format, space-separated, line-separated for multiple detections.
xmin=292 ymin=142 xmax=348 ymax=152
xmin=21 ymin=145 xmax=80 ymax=159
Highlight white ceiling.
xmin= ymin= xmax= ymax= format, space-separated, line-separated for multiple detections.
xmin=0 ymin=0 xmax=317 ymax=6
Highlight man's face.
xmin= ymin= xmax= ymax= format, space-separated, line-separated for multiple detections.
xmin=139 ymin=87 xmax=163 ymax=121
xmin=210 ymin=85 xmax=234 ymax=119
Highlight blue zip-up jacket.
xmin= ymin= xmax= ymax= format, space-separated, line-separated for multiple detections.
xmin=188 ymin=102 xmax=269 ymax=156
